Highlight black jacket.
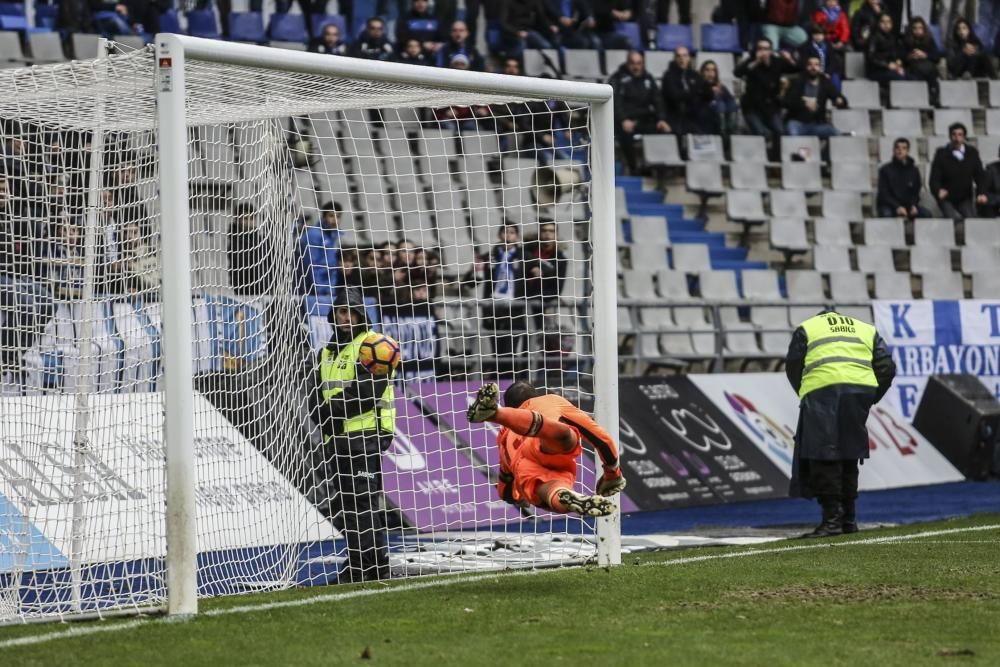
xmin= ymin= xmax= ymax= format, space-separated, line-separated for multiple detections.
xmin=866 ymin=28 xmax=903 ymax=77
xmin=876 ymin=156 xmax=923 ymax=211
xmin=395 ymin=9 xmax=440 ymax=50
xmin=499 ymin=0 xmax=556 ymax=36
xmin=850 ymin=2 xmax=882 ymax=51
xmin=0 ymin=209 xmax=47 ymax=280
xmin=781 ymin=74 xmax=846 ymax=124
xmin=436 ymin=39 xmax=485 ymax=70
xmin=979 ymin=161 xmax=1000 ymax=213
xmin=522 ymin=241 xmax=567 ymax=300
xmin=929 ymin=143 xmax=985 ymax=204
xmin=661 ymin=62 xmax=711 ymax=123
xmin=349 ymin=31 xmax=395 ymax=60
xmin=594 ymin=0 xmax=636 ymax=33
xmin=734 ymin=56 xmax=798 ymax=115
xmin=309 ymin=38 xmax=348 ymax=55
xmin=227 ymin=221 xmax=270 ymax=296
xmin=609 ymin=65 xmax=667 ymax=124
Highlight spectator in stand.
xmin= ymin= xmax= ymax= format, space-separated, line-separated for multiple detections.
xmin=227 ymin=202 xmax=270 ymax=296
xmin=850 ymin=0 xmax=884 ymax=52
xmin=0 ymin=175 xmax=53 ymax=375
xmin=550 ymin=0 xmax=602 ymax=50
xmin=434 ymin=55 xmax=494 ymax=130
xmin=115 ymin=220 xmax=160 ymax=299
xmin=782 ymin=55 xmax=847 ymax=137
xmin=593 ymin=1 xmax=637 ymax=50
xmin=876 ymin=138 xmax=931 ymax=219
xmin=499 ymin=0 xmax=560 ymax=57
xmin=947 ymin=18 xmax=997 ymax=79
xmin=651 ymin=0 xmax=692 ymax=25
xmin=396 ymin=0 xmax=443 ymax=57
xmin=299 ymin=202 xmax=343 ymax=303
xmin=309 ymin=23 xmax=349 ymax=56
xmin=609 ymin=50 xmax=670 ymax=175
xmin=697 ymin=60 xmax=738 ymax=137
xmin=464 ymin=0 xmax=501 ymax=48
xmin=866 ymin=13 xmax=906 ymax=83
xmin=350 ymin=17 xmax=395 ymax=61
xmin=813 ymin=0 xmax=849 ymax=53
xmin=341 ymin=246 xmax=361 ymax=291
xmin=661 ymin=46 xmax=711 ymax=137
xmin=902 ymin=17 xmax=941 ymax=107
xmin=799 ymin=22 xmax=844 ymax=84
xmin=978 ymin=145 xmax=1000 ymax=218
xmin=482 ymin=223 xmax=527 ymax=372
xmin=398 ymin=39 xmax=433 ymax=65
xmin=930 ymin=122 xmax=985 ymax=221
xmin=49 ymin=216 xmax=85 ymax=300
xmin=523 ymin=221 xmax=567 ymax=331
xmin=761 ymin=0 xmax=808 ymax=49
xmin=436 ymin=21 xmax=485 ymax=70
xmin=735 ymin=38 xmax=797 ymax=158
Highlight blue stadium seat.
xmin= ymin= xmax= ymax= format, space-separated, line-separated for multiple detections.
xmin=229 ymin=12 xmax=267 ymax=43
xmin=701 ymin=23 xmax=741 ymax=53
xmin=614 ymin=21 xmax=642 ymax=50
xmin=0 ymin=3 xmax=23 ymax=16
xmin=655 ymin=24 xmax=694 ymax=52
xmin=186 ymin=10 xmax=220 ymax=39
xmin=270 ymin=12 xmax=306 ymax=42
xmin=0 ymin=14 xmax=26 ymax=30
xmin=974 ymin=23 xmax=994 ymax=51
xmin=159 ymin=9 xmax=182 ymax=35
xmin=34 ymin=3 xmax=56 ymax=28
xmin=310 ymin=13 xmax=347 ymax=39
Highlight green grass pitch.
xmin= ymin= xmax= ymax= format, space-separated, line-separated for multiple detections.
xmin=2 ymin=514 xmax=998 ymax=666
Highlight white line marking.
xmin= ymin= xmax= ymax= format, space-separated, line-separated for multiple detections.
xmin=2 ymin=523 xmax=998 ymax=650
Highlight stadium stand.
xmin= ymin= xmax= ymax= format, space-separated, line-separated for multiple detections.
xmin=0 ymin=1 xmax=998 ymax=380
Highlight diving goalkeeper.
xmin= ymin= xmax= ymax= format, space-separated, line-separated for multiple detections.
xmin=467 ymin=381 xmax=626 ymax=517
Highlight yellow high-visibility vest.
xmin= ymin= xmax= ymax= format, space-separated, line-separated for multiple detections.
xmin=319 ymin=331 xmax=396 ymax=434
xmin=798 ymin=312 xmax=879 ymax=398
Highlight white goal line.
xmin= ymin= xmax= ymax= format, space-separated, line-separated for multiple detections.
xmin=2 ymin=523 xmax=997 ymax=650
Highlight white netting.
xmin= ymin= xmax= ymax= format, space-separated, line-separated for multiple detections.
xmin=0 ymin=44 xmax=604 ymax=622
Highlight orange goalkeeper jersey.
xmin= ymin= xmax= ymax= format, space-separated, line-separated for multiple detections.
xmin=497 ymin=394 xmax=619 ymax=478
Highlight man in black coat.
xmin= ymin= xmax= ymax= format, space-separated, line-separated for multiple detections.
xmin=850 ymin=0 xmax=885 ymax=51
xmin=786 ymin=310 xmax=896 ymax=538
xmin=781 ymin=55 xmax=847 ymax=137
xmin=929 ymin=122 xmax=985 ymax=221
xmin=876 ymin=138 xmax=931 ymax=219
xmin=735 ymin=38 xmax=798 ymax=155
xmin=436 ymin=20 xmax=485 ymax=70
xmin=609 ymin=50 xmax=671 ymax=174
xmin=350 ymin=17 xmax=395 ymax=61
xmin=522 ymin=221 xmax=567 ymax=331
xmin=482 ymin=224 xmax=528 ymax=374
xmin=661 ymin=46 xmax=711 ymax=137
xmin=978 ymin=145 xmax=1000 ymax=218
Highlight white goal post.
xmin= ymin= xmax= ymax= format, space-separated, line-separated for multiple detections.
xmin=0 ymin=34 xmax=619 ymax=622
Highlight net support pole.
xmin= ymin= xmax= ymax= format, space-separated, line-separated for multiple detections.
xmin=155 ymin=34 xmax=198 ymax=617
xmin=589 ymin=99 xmax=621 ymax=566
xmin=70 ymin=37 xmax=109 ymax=613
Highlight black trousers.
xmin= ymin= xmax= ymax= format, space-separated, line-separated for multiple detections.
xmin=804 ymin=459 xmax=860 ymax=503
xmin=315 ymin=432 xmax=391 ymax=581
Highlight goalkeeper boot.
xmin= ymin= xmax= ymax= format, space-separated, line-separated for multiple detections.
xmin=556 ymin=489 xmax=615 ymax=518
xmin=467 ymin=383 xmax=500 ymax=423
xmin=596 ymin=466 xmax=627 ymax=497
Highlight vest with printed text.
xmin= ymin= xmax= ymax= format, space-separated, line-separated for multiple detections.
xmin=798 ymin=312 xmax=879 ymax=398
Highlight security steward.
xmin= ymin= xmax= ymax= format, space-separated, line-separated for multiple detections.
xmin=311 ymin=287 xmax=396 ymax=582
xmin=785 ymin=310 xmax=895 ymax=538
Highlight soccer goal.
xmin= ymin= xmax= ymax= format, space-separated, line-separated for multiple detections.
xmin=0 ymin=35 xmax=619 ymax=622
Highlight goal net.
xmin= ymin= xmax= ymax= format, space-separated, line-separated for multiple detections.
xmin=0 ymin=38 xmax=618 ymax=622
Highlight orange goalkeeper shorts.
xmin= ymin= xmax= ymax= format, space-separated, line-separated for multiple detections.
xmin=513 ymin=436 xmax=581 ymax=507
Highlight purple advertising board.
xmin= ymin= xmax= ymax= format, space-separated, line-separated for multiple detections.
xmin=382 ymin=398 xmax=523 ymax=530
xmin=416 ymin=381 xmax=639 ymax=514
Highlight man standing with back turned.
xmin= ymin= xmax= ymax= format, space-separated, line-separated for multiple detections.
xmin=785 ymin=310 xmax=895 ymax=538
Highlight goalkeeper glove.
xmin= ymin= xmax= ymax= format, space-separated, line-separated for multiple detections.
xmin=595 ymin=466 xmax=626 ymax=497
